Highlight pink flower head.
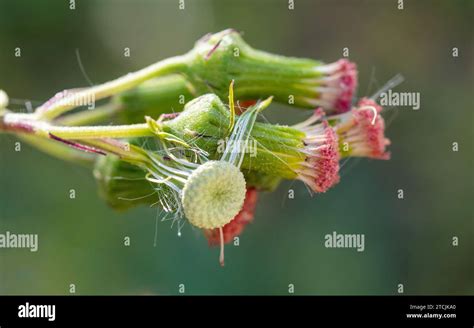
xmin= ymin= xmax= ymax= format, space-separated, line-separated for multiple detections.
xmin=204 ymin=188 xmax=258 ymax=246
xmin=293 ymin=109 xmax=340 ymax=193
xmin=336 ymin=98 xmax=390 ymax=160
xmin=312 ymin=59 xmax=358 ymax=114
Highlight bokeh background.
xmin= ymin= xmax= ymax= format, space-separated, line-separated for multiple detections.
xmin=0 ymin=0 xmax=472 ymax=295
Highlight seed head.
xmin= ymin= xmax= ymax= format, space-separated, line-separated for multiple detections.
xmin=182 ymin=161 xmax=246 ymax=229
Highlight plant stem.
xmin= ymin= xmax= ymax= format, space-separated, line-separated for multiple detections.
xmin=82 ymin=139 xmax=150 ymax=165
xmin=1 ymin=111 xmax=157 ymax=166
xmin=18 ymin=134 xmax=96 ymax=167
xmin=1 ymin=112 xmax=153 ymax=139
xmin=35 ymin=55 xmax=189 ymax=121
xmin=42 ymin=123 xmax=153 ymax=139
xmin=56 ymin=102 xmax=123 ymax=126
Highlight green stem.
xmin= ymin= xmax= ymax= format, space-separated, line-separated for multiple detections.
xmin=83 ymin=139 xmax=150 ymax=166
xmin=35 ymin=55 xmax=190 ymax=121
xmin=1 ymin=112 xmax=155 ymax=165
xmin=56 ymin=102 xmax=123 ymax=126
xmin=41 ymin=123 xmax=153 ymax=139
xmin=1 ymin=112 xmax=153 ymax=139
xmin=18 ymin=134 xmax=96 ymax=167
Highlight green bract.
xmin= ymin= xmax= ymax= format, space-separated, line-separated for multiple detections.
xmin=94 ymin=155 xmax=153 ymax=211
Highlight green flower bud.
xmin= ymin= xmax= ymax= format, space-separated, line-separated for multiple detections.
xmin=160 ymin=93 xmax=230 ymax=156
xmin=184 ymin=29 xmax=357 ymax=113
xmin=93 ymin=154 xmax=156 ymax=211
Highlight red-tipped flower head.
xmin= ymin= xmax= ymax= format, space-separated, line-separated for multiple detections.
xmin=293 ymin=109 xmax=341 ymax=193
xmin=312 ymin=59 xmax=358 ymax=114
xmin=336 ymin=98 xmax=390 ymax=160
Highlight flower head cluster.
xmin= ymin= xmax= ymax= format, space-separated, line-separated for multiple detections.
xmin=0 ymin=29 xmax=396 ymax=266
xmin=90 ymin=94 xmax=391 ymax=258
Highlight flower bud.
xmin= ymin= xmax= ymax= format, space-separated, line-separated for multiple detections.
xmin=93 ymin=154 xmax=156 ymax=211
xmin=185 ymin=29 xmax=357 ymax=113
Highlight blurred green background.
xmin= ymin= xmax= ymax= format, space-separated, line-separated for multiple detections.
xmin=0 ymin=0 xmax=472 ymax=295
